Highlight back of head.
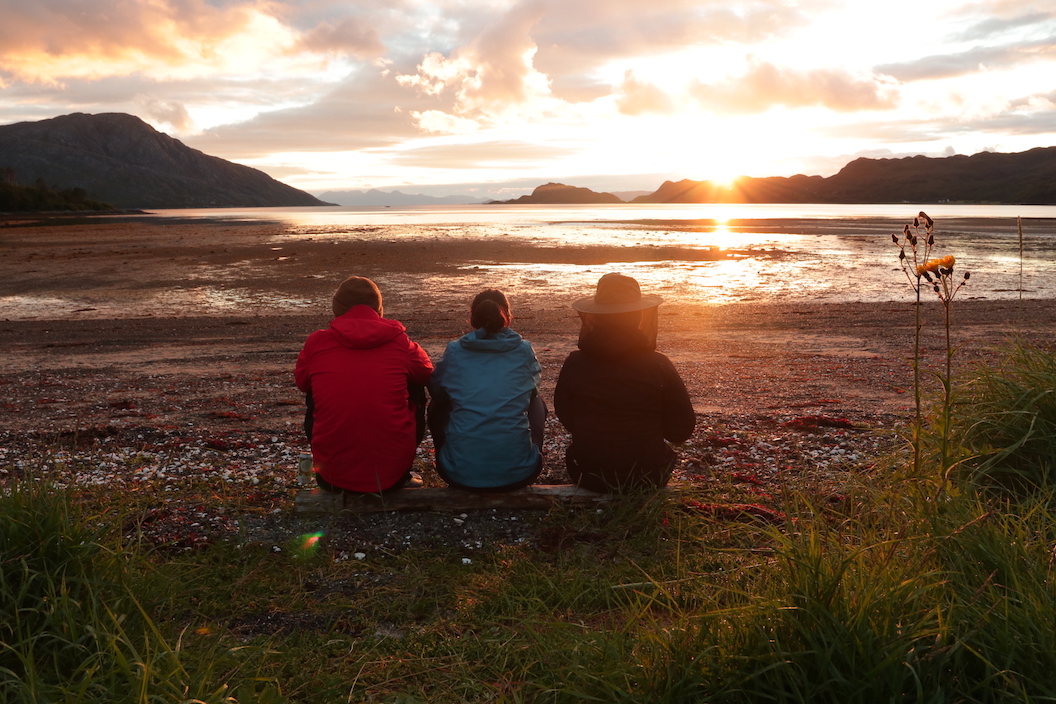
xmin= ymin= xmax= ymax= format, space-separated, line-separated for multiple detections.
xmin=470 ymin=289 xmax=511 ymax=335
xmin=332 ymin=276 xmax=383 ymax=318
xmin=577 ymin=307 xmax=658 ymax=357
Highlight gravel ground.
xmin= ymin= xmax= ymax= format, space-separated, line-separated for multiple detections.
xmin=4 ymin=220 xmax=1053 ymax=554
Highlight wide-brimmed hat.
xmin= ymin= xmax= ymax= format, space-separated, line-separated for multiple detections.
xmin=571 ymin=273 xmax=663 ymax=314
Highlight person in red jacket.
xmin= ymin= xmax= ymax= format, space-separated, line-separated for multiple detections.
xmin=295 ymin=276 xmax=433 ymax=493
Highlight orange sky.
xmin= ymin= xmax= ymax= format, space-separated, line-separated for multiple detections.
xmin=2 ymin=0 xmax=1055 ymax=200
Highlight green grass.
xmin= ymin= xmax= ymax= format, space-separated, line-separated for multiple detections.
xmin=952 ymin=338 xmax=1056 ymax=490
xmin=7 ymin=344 xmax=1056 ymax=701
xmin=9 ymin=475 xmax=1056 ymax=702
xmin=0 ymin=477 xmax=283 ymax=703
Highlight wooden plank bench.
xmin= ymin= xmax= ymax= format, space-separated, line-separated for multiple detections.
xmin=293 ymin=484 xmax=620 ymax=514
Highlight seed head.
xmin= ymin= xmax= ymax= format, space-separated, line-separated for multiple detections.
xmin=891 ymin=233 xmax=899 ymax=243
xmin=964 ymin=271 xmax=971 ymax=280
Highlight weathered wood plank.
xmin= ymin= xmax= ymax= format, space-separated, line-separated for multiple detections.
xmin=293 ymin=484 xmax=620 ymax=514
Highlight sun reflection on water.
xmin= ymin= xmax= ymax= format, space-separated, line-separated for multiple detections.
xmin=8 ymin=207 xmax=1056 ymax=321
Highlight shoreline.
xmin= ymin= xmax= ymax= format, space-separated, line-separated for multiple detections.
xmin=4 ymin=215 xmax=1055 ymax=322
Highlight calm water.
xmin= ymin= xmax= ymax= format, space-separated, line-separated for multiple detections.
xmin=151 ymin=202 xmax=1056 ymax=306
xmin=4 ymin=203 xmax=1056 ymax=319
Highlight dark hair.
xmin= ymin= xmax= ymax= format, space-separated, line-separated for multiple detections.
xmin=332 ymin=276 xmax=383 ymax=317
xmin=470 ymin=289 xmax=511 ymax=334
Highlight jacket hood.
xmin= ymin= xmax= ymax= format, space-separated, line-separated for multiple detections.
xmin=459 ymin=327 xmax=523 ymax=353
xmin=329 ymin=305 xmax=406 ymax=349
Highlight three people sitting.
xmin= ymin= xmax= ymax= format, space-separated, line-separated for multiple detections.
xmin=296 ymin=273 xmax=694 ymax=494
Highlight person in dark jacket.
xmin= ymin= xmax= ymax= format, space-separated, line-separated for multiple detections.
xmin=295 ymin=276 xmax=433 ymax=494
xmin=554 ymin=273 xmax=695 ymax=493
xmin=428 ymin=289 xmax=545 ymax=491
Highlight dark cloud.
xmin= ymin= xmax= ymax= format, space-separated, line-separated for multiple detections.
xmin=691 ymin=62 xmax=898 ymax=115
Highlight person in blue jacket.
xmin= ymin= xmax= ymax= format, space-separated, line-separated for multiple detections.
xmin=428 ymin=289 xmax=545 ymax=491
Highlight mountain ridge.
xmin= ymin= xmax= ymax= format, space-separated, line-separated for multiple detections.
xmin=492 ymin=182 xmax=622 ymax=204
xmin=632 ymin=147 xmax=1056 ymax=204
xmin=0 ymin=113 xmax=329 ymax=209
xmin=318 ymin=188 xmax=486 ymax=206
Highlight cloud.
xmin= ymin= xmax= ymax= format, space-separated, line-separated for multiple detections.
xmin=385 ymin=140 xmax=573 ymax=168
xmin=410 ymin=110 xmax=481 ymax=135
xmin=184 ymin=66 xmax=429 ymax=158
xmin=876 ymin=38 xmax=1056 ymax=81
xmin=960 ymin=106 xmax=1056 ymax=136
xmin=616 ymin=72 xmax=676 ymax=116
xmin=292 ymin=17 xmax=386 ymax=59
xmin=531 ymin=0 xmax=819 ymax=81
xmin=691 ymin=62 xmax=898 ymax=115
xmin=394 ymin=0 xmax=821 ymax=123
xmin=139 ymin=97 xmax=193 ymax=131
xmin=396 ymin=1 xmax=553 ymax=128
xmin=395 ymin=0 xmax=822 ymax=115
xmin=0 ymin=0 xmax=294 ymax=83
xmin=952 ymin=11 xmax=1055 ymax=41
xmin=0 ymin=0 xmax=396 ymax=85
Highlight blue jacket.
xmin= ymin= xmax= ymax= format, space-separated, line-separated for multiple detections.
xmin=430 ymin=328 xmax=541 ymax=488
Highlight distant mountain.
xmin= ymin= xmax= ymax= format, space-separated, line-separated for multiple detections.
xmin=493 ymin=182 xmax=623 ymax=204
xmin=0 ymin=112 xmax=330 ymax=209
xmin=317 ymin=188 xmax=486 ymax=206
xmin=633 ymin=147 xmax=1056 ymax=204
xmin=610 ymin=190 xmax=651 ymax=201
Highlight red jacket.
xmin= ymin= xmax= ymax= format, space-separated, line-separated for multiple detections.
xmin=295 ymin=305 xmax=433 ymax=492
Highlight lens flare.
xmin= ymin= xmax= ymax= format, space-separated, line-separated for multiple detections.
xmin=296 ymin=531 xmax=324 ymax=557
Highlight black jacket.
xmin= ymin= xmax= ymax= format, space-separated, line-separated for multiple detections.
xmin=554 ymin=325 xmax=695 ymax=490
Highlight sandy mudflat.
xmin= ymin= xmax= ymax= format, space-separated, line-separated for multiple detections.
xmin=3 ymin=218 xmax=1053 ymax=415
xmin=1 ymin=217 xmax=1054 ymax=548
